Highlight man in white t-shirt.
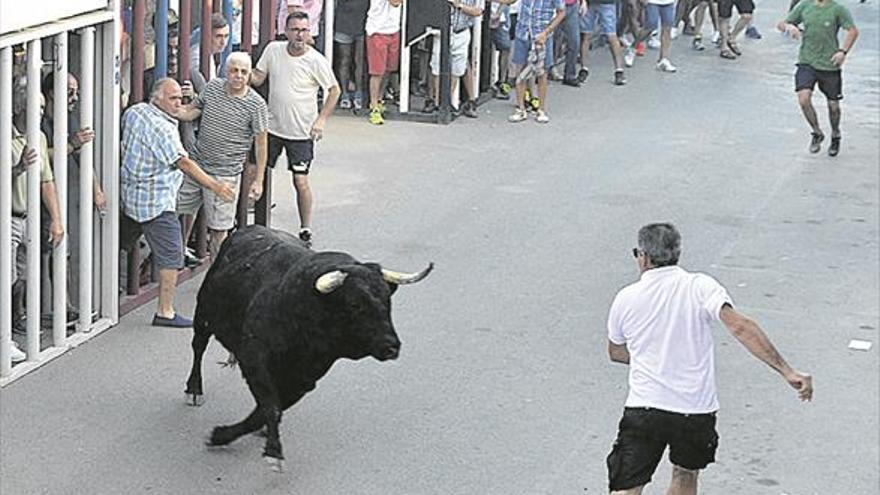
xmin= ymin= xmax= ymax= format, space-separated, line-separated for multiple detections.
xmin=605 ymin=223 xmax=813 ymax=495
xmin=251 ymin=11 xmax=340 ymax=247
xmin=365 ymin=0 xmax=404 ymax=125
xmin=629 ymin=0 xmax=678 ymax=72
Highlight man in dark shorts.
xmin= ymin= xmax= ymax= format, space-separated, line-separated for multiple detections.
xmin=251 ymin=11 xmax=340 ymax=246
xmin=605 ymin=223 xmax=813 ymax=494
xmin=778 ymin=0 xmax=859 ymax=156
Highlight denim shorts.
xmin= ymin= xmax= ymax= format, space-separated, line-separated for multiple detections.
xmin=581 ymin=3 xmax=618 ymax=35
xmin=491 ymin=26 xmax=512 ymax=52
xmin=511 ymin=35 xmax=554 ymax=70
xmin=645 ymin=3 xmax=676 ymax=29
xmin=141 ymin=211 xmax=184 ymax=270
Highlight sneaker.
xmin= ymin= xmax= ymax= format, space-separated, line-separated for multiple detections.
xmin=369 ymin=107 xmax=384 ymax=125
xmin=298 ymin=228 xmax=313 ymax=248
xmin=635 ymin=42 xmax=646 ymax=57
xmin=339 ymin=93 xmax=352 ymax=110
xmin=692 ymin=35 xmax=706 ymax=51
xmin=422 ymin=98 xmax=438 ymax=114
xmin=670 ymin=27 xmax=680 ymax=39
xmin=613 ymin=70 xmax=627 ymax=86
xmin=352 ymin=94 xmax=364 ymax=111
xmin=745 ymin=25 xmax=762 ymax=39
xmin=376 ymin=101 xmax=387 ymax=114
xmin=577 ymin=67 xmax=590 ymax=83
xmin=528 ymin=96 xmax=541 ymax=112
xmin=10 ymin=341 xmax=26 ymax=363
xmin=809 ymin=132 xmax=825 ymax=153
xmin=535 ymin=109 xmax=550 ymax=124
xmin=828 ymin=136 xmax=841 ymax=156
xmin=711 ymin=31 xmax=721 ymax=46
xmin=624 ymin=48 xmax=635 ymax=67
xmin=647 ymin=33 xmax=661 ymax=49
xmin=184 ymin=247 xmax=203 ymax=268
xmin=508 ymin=107 xmax=528 ymax=123
xmin=562 ymin=78 xmax=581 ymax=88
xmin=152 ymin=313 xmax=194 ymax=328
xmin=461 ymin=100 xmax=478 ymax=118
xmin=656 ymin=58 xmax=678 ymax=72
xmin=494 ymin=82 xmax=511 ymax=100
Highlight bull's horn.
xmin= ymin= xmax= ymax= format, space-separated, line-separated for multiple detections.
xmin=315 ymin=271 xmax=348 ymax=294
xmin=382 ymin=263 xmax=434 ymax=285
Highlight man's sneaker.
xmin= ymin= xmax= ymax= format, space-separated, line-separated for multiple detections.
xmin=692 ymin=35 xmax=706 ymax=51
xmin=745 ymin=25 xmax=762 ymax=39
xmin=298 ymin=228 xmax=313 ymax=248
xmin=635 ymin=42 xmax=646 ymax=57
xmin=369 ymin=107 xmax=384 ymax=125
xmin=535 ymin=109 xmax=550 ymax=124
xmin=494 ymin=81 xmax=511 ymax=99
xmin=828 ymin=136 xmax=841 ymax=156
xmin=10 ymin=341 xmax=26 ymax=363
xmin=339 ymin=93 xmax=352 ymax=110
xmin=614 ymin=70 xmax=627 ymax=86
xmin=376 ymin=101 xmax=387 ymax=114
xmin=528 ymin=95 xmax=541 ymax=112
xmin=461 ymin=100 xmax=478 ymax=118
xmin=508 ymin=107 xmax=528 ymax=123
xmin=809 ymin=132 xmax=825 ymax=153
xmin=562 ymin=78 xmax=581 ymax=88
xmin=670 ymin=27 xmax=680 ymax=39
xmin=711 ymin=31 xmax=721 ymax=46
xmin=577 ymin=67 xmax=590 ymax=83
xmin=184 ymin=247 xmax=202 ymax=268
xmin=422 ymin=98 xmax=438 ymax=113
xmin=624 ymin=48 xmax=635 ymax=67
xmin=353 ymin=94 xmax=364 ymax=111
xmin=656 ymin=58 xmax=678 ymax=72
xmin=647 ymin=33 xmax=661 ymax=49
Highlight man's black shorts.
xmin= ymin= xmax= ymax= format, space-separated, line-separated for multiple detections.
xmin=267 ymin=133 xmax=314 ymax=175
xmin=795 ymin=64 xmax=843 ymax=101
xmin=607 ymin=407 xmax=719 ymax=491
xmin=718 ymin=0 xmax=754 ymax=18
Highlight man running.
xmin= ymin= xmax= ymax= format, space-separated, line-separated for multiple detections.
xmin=778 ymin=0 xmax=859 ymax=156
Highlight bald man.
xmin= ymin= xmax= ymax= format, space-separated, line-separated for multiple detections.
xmin=121 ymin=78 xmax=235 ymax=328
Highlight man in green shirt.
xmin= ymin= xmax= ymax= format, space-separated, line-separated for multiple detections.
xmin=778 ymin=0 xmax=859 ymax=156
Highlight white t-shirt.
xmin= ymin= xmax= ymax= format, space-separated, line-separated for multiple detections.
xmin=648 ymin=0 xmax=676 ymax=6
xmin=366 ymin=0 xmax=402 ymax=36
xmin=607 ymin=266 xmax=733 ymax=414
xmin=255 ymin=42 xmax=339 ymax=140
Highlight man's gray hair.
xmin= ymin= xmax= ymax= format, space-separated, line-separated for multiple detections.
xmin=149 ymin=77 xmax=175 ymax=102
xmin=638 ymin=223 xmax=681 ymax=267
xmin=225 ymin=51 xmax=252 ymax=71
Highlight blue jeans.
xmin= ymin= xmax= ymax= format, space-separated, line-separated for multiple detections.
xmin=563 ymin=3 xmax=581 ymax=79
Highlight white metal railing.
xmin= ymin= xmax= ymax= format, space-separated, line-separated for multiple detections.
xmin=1 ymin=46 xmax=13 ymax=377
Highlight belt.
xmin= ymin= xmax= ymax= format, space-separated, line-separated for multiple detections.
xmin=454 ymin=27 xmax=470 ymax=34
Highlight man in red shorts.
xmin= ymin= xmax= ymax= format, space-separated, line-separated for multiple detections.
xmin=366 ymin=0 xmax=404 ymax=125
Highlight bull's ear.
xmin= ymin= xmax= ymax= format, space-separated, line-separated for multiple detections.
xmin=315 ymin=270 xmax=348 ymax=294
xmin=365 ymin=263 xmax=399 ymax=294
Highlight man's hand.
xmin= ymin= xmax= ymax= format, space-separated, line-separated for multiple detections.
xmin=536 ymin=30 xmax=549 ymax=46
xmin=70 ymin=127 xmax=95 ymax=149
xmin=18 ymin=147 xmax=38 ymax=168
xmin=784 ymin=370 xmax=813 ymax=402
xmin=830 ymin=50 xmax=847 ymax=67
xmin=212 ymin=180 xmax=236 ymax=203
xmin=49 ymin=220 xmax=64 ymax=246
xmin=94 ymin=186 xmax=107 ymax=213
xmin=310 ymin=118 xmax=326 ymax=142
xmin=786 ymin=24 xmax=801 ymax=40
xmin=248 ymin=180 xmax=264 ymax=202
xmin=181 ymin=80 xmax=195 ymax=101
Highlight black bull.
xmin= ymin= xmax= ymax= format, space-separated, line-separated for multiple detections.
xmin=184 ymin=225 xmax=433 ymax=470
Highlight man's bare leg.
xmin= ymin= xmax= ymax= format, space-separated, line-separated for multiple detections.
xmin=292 ymin=174 xmax=312 ymax=230
xmin=666 ymin=465 xmax=699 ymax=495
xmin=798 ymin=89 xmax=823 ymax=135
xmin=157 ymin=268 xmax=178 ymax=319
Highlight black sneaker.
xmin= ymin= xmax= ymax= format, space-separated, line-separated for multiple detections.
xmin=298 ymin=228 xmax=313 ymax=248
xmin=184 ymin=247 xmax=203 ymax=268
xmin=577 ymin=68 xmax=589 ymax=83
xmin=614 ymin=70 xmax=627 ymax=86
xmin=828 ymin=136 xmax=841 ymax=157
xmin=422 ymin=98 xmax=438 ymax=114
xmin=809 ymin=132 xmax=825 ymax=154
xmin=461 ymin=100 xmax=478 ymax=118
xmin=562 ymin=78 xmax=581 ymax=88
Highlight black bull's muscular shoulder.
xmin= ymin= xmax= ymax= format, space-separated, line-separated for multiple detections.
xmin=184 ymin=225 xmax=433 ymax=471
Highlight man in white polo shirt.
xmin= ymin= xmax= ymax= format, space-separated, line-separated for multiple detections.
xmin=605 ymin=223 xmax=813 ymax=495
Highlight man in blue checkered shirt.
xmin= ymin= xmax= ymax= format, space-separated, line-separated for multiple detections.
xmin=121 ymin=78 xmax=235 ymax=328
xmin=508 ymin=0 xmax=566 ymax=124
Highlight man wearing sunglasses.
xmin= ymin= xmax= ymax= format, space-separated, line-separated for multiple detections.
xmin=605 ymin=223 xmax=813 ymax=495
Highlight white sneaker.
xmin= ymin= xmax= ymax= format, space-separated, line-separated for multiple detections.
xmin=647 ymin=33 xmax=661 ymax=49
xmin=535 ymin=109 xmax=550 ymax=124
xmin=656 ymin=58 xmax=678 ymax=73
xmin=671 ymin=27 xmax=680 ymax=39
xmin=711 ymin=30 xmax=721 ymax=46
xmin=508 ymin=108 xmax=528 ymax=123
xmin=624 ymin=47 xmax=635 ymax=67
xmin=11 ymin=341 xmax=26 ymax=363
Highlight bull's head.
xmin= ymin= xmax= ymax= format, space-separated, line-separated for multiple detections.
xmin=314 ymin=263 xmax=434 ymax=361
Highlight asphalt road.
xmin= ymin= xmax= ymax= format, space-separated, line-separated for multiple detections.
xmin=2 ymin=1 xmax=878 ymax=493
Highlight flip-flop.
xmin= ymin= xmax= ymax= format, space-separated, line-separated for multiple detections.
xmin=720 ymin=50 xmax=737 ymax=60
xmin=727 ymin=41 xmax=742 ymax=56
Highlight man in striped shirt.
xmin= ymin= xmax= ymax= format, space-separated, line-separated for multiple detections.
xmin=121 ymin=78 xmax=235 ymax=328
xmin=177 ymin=52 xmax=269 ymax=260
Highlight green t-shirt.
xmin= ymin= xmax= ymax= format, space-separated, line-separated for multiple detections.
xmin=786 ymin=0 xmax=855 ymax=72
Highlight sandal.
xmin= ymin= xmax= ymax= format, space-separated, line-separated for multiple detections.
xmin=720 ymin=50 xmax=737 ymax=60
xmin=727 ymin=41 xmax=742 ymax=56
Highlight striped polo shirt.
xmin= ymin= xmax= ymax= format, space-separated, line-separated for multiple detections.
xmin=191 ymin=77 xmax=269 ymax=176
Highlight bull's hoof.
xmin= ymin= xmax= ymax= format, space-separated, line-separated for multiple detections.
xmin=185 ymin=392 xmax=205 ymax=407
xmin=206 ymin=426 xmax=235 ymax=446
xmin=263 ymin=455 xmax=284 ymax=473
